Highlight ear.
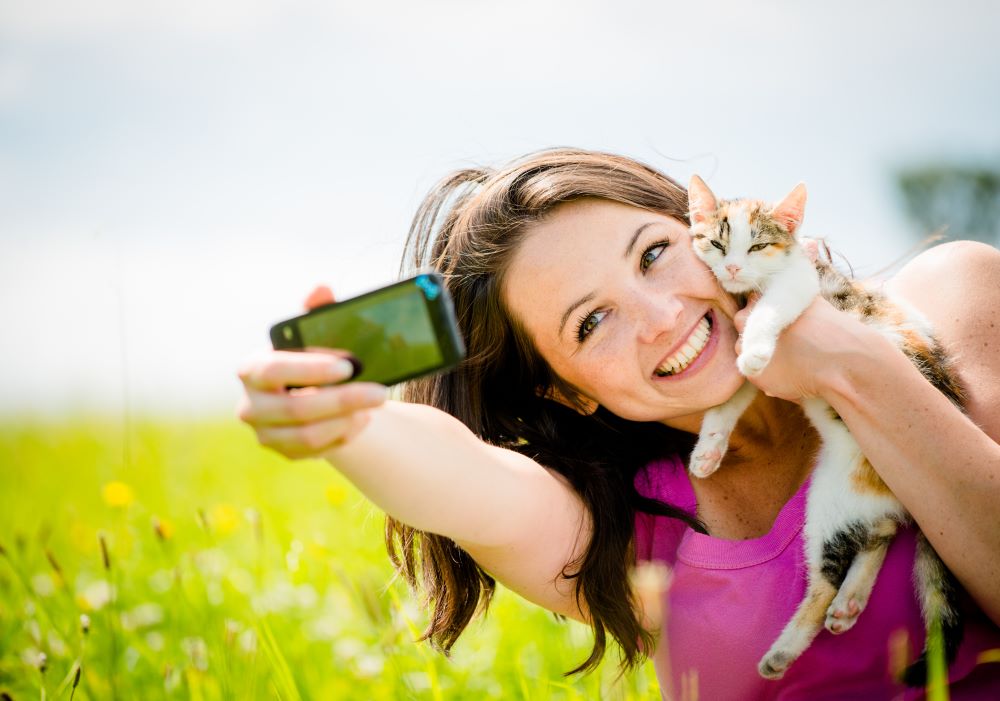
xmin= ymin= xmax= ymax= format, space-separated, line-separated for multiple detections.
xmin=771 ymin=183 xmax=807 ymax=235
xmin=687 ymin=175 xmax=718 ymax=225
xmin=539 ymin=385 xmax=599 ymax=415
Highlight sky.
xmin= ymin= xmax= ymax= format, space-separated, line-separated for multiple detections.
xmin=1 ymin=0 xmax=999 ymax=417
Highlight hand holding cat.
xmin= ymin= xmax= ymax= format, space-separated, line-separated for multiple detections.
xmin=733 ymin=294 xmax=878 ymax=404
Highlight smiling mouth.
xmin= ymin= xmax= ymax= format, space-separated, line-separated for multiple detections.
xmin=654 ymin=314 xmax=712 ymax=377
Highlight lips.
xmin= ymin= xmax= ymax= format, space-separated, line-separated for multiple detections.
xmin=654 ymin=313 xmax=713 ymax=377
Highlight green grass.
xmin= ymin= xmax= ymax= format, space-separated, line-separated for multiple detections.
xmin=0 ymin=418 xmax=660 ymax=700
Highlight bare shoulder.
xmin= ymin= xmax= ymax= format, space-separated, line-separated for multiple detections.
xmin=886 ymin=241 xmax=1000 ymax=439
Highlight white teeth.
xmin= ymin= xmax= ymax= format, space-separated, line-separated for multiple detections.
xmin=656 ymin=316 xmax=712 ymax=377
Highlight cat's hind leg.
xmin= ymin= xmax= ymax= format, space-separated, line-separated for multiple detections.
xmin=689 ymin=381 xmax=758 ymax=478
xmin=825 ymin=516 xmax=898 ymax=634
xmin=758 ymin=564 xmax=839 ymax=679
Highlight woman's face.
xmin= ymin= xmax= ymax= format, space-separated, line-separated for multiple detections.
xmin=504 ymin=198 xmax=743 ymax=433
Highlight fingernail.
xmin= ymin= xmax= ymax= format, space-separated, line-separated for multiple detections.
xmin=345 ymin=356 xmax=363 ymax=378
xmin=332 ymin=359 xmax=355 ymax=379
xmin=363 ymin=385 xmax=389 ymax=402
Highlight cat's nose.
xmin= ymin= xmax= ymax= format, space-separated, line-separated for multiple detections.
xmin=725 ymin=264 xmax=741 ymax=278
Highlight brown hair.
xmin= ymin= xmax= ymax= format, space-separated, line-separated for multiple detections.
xmin=389 ymin=148 xmax=705 ymax=674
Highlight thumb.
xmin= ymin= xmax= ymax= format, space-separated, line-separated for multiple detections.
xmin=733 ymin=293 xmax=760 ymax=333
xmin=304 ymin=285 xmax=335 ymax=311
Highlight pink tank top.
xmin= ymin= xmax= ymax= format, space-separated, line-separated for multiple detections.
xmin=634 ymin=456 xmax=1000 ymax=700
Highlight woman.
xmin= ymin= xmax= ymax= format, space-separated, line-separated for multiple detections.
xmin=237 ymin=149 xmax=1000 ymax=698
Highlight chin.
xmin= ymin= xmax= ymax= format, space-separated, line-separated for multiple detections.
xmin=721 ymin=279 xmax=755 ymax=293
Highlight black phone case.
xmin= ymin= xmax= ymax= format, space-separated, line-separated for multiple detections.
xmin=269 ymin=273 xmax=465 ymax=386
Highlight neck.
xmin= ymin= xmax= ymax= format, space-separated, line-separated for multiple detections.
xmin=725 ymin=393 xmax=817 ymax=474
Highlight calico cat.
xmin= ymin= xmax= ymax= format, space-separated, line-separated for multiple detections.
xmin=685 ymin=174 xmax=965 ymax=684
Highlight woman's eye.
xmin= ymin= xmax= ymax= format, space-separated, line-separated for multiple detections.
xmin=640 ymin=242 xmax=669 ymax=272
xmin=711 ymin=240 xmax=726 ymax=252
xmin=748 ymin=242 xmax=770 ymax=253
xmin=576 ymin=309 xmax=607 ymax=342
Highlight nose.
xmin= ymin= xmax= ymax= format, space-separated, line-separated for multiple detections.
xmin=725 ymin=264 xmax=741 ymax=279
xmin=634 ymin=290 xmax=684 ymax=345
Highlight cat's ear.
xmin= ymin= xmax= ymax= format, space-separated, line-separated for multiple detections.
xmin=772 ymin=183 xmax=807 ymax=235
xmin=688 ymin=175 xmax=717 ymax=225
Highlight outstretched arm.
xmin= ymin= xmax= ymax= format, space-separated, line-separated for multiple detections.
xmin=743 ymin=241 xmax=1000 ymax=625
xmin=238 ymin=353 xmax=591 ymax=622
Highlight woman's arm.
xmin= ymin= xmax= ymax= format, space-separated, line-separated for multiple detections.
xmin=238 ymin=354 xmax=591 ymax=622
xmin=745 ymin=241 xmax=1000 ymax=624
xmin=331 ymin=400 xmax=593 ymax=622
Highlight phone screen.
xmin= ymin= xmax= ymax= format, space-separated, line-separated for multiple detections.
xmin=296 ymin=281 xmax=445 ymax=383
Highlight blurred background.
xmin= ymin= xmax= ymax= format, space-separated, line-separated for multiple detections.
xmin=2 ymin=2 xmax=999 ymax=698
xmin=2 ymin=0 xmax=998 ymax=418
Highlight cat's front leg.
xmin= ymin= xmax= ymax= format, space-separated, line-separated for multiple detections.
xmin=690 ymin=382 xmax=758 ymax=477
xmin=737 ymin=255 xmax=819 ymax=377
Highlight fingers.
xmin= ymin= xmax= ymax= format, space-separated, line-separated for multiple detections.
xmin=251 ymin=410 xmax=374 ymax=459
xmin=800 ymin=238 xmax=820 ymax=263
xmin=305 ymin=285 xmax=335 ymax=310
xmin=733 ymin=293 xmax=760 ymax=333
xmin=238 ymin=350 xmax=355 ymax=391
xmin=238 ymin=382 xmax=388 ymax=427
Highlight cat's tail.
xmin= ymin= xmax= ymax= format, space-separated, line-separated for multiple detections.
xmin=901 ymin=531 xmax=964 ymax=687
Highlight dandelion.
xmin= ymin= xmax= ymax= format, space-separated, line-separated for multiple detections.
xmin=152 ymin=516 xmax=174 ymax=542
xmin=888 ymin=627 xmax=911 ymax=681
xmin=31 ymin=572 xmax=56 ymax=597
xmin=224 ymin=619 xmax=241 ymax=647
xmin=238 ymin=627 xmax=257 ymax=655
xmin=324 ymin=482 xmax=349 ymax=506
xmin=630 ymin=560 xmax=672 ymax=630
xmin=245 ymin=507 xmax=263 ymax=544
xmin=101 ymin=481 xmax=134 ymax=508
xmin=209 ymin=504 xmax=239 ymax=536
xmin=181 ymin=637 xmax=209 ymax=671
xmin=77 ymin=580 xmax=113 ymax=611
xmin=121 ymin=603 xmax=163 ymax=631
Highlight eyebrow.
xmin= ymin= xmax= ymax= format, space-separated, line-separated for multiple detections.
xmin=623 ymin=222 xmax=656 ymax=259
xmin=557 ymin=221 xmax=658 ymax=338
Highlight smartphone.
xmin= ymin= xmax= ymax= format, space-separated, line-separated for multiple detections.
xmin=269 ymin=272 xmax=465 ymax=386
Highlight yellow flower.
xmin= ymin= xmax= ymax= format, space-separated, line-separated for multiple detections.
xmin=324 ymin=483 xmax=349 ymax=507
xmin=209 ymin=504 xmax=239 ymax=536
xmin=152 ymin=516 xmax=174 ymax=541
xmin=102 ymin=481 xmax=134 ymax=508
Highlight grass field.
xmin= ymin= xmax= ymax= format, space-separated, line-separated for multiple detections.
xmin=0 ymin=417 xmax=661 ymax=700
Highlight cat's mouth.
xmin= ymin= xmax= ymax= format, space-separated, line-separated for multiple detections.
xmin=654 ymin=313 xmax=713 ymax=378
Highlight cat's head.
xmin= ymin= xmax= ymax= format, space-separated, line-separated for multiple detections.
xmin=687 ymin=175 xmax=807 ymax=293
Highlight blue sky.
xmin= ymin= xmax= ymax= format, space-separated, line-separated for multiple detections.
xmin=2 ymin=0 xmax=998 ymax=415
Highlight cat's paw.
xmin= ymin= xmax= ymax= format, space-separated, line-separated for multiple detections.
xmin=689 ymin=448 xmax=724 ymax=478
xmin=825 ymin=595 xmax=864 ymax=635
xmin=737 ymin=343 xmax=774 ymax=377
xmin=689 ymin=433 xmax=728 ymax=478
xmin=758 ymin=650 xmax=791 ymax=680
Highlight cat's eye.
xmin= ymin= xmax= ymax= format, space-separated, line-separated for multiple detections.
xmin=748 ymin=243 xmax=771 ymax=253
xmin=711 ymin=240 xmax=726 ymax=253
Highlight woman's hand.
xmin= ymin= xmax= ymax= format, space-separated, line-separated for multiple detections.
xmin=733 ymin=294 xmax=877 ymax=404
xmin=236 ymin=286 xmax=389 ymax=459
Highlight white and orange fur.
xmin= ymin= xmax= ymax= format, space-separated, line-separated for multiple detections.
xmin=686 ymin=175 xmax=964 ymax=684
